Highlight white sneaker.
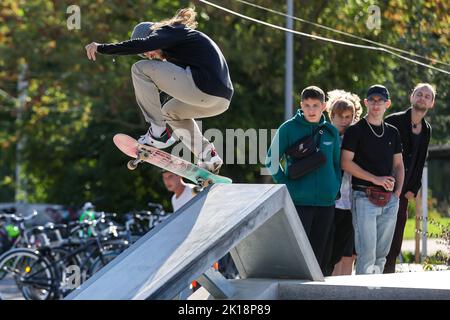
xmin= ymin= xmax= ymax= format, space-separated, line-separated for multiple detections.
xmin=197 ymin=144 xmax=223 ymax=174
xmin=138 ymin=127 xmax=176 ymax=149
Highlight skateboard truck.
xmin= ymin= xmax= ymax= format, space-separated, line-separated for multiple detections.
xmin=127 ymin=149 xmax=151 ymax=170
xmin=193 ymin=177 xmax=214 ymax=194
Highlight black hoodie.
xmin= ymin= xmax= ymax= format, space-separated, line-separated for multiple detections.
xmin=97 ymin=24 xmax=234 ymax=101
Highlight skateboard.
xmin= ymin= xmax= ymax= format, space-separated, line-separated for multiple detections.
xmin=113 ymin=134 xmax=232 ymax=192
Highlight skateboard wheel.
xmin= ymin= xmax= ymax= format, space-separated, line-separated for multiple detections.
xmin=127 ymin=160 xmax=138 ymax=170
xmin=193 ymin=186 xmax=203 ymax=194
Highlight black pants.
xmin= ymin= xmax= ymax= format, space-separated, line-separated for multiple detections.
xmin=295 ymin=205 xmax=335 ymax=276
xmin=384 ymin=195 xmax=409 ymax=273
xmin=329 ymin=208 xmax=354 ymax=269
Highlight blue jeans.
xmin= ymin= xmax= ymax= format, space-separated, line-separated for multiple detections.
xmin=352 ymin=190 xmax=399 ymax=275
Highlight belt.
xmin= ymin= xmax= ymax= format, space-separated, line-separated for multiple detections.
xmin=352 ymin=185 xmax=386 ymax=192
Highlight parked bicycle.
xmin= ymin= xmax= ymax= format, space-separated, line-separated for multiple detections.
xmin=0 ymin=202 xmax=170 ymax=300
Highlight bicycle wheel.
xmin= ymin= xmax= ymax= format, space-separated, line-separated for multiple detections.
xmin=87 ymin=251 xmax=121 ymax=277
xmin=48 ymin=246 xmax=85 ymax=298
xmin=0 ymin=249 xmax=57 ymax=300
xmin=83 ymin=239 xmax=128 ymax=278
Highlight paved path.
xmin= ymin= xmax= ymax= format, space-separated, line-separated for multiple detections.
xmin=0 ymin=278 xmax=23 ymax=300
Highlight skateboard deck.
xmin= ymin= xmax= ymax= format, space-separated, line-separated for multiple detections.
xmin=113 ymin=134 xmax=232 ymax=189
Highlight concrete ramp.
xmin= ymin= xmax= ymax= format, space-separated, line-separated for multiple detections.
xmin=66 ymin=184 xmax=322 ymax=300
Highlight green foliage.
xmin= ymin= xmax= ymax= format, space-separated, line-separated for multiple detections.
xmin=423 ymin=250 xmax=449 ymax=267
xmin=406 ymin=189 xmax=442 ymax=219
xmin=0 ymin=0 xmax=448 ymax=213
xmin=404 ymin=217 xmax=450 ymax=240
xmin=400 ymin=251 xmax=415 ymax=264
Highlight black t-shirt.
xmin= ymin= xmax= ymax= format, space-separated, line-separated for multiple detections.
xmin=341 ymin=118 xmax=403 ymax=189
xmin=404 ymin=132 xmax=421 ymax=187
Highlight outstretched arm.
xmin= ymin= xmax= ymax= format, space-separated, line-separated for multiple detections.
xmin=84 ymin=38 xmax=154 ymax=60
xmin=84 ymin=27 xmax=182 ymax=60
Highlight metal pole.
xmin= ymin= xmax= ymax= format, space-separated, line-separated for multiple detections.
xmin=414 ymin=191 xmax=421 ymax=263
xmin=421 ymin=163 xmax=428 ymax=259
xmin=15 ymin=62 xmax=28 ymax=203
xmin=284 ymin=0 xmax=294 ymax=121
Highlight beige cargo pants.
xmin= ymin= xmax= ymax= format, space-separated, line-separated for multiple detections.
xmin=131 ymin=60 xmax=230 ymax=157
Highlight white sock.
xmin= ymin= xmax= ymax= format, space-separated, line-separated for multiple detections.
xmin=199 ymin=143 xmax=215 ymax=160
xmin=149 ymin=123 xmax=166 ymax=137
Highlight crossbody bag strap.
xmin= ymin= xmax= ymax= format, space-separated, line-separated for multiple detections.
xmin=313 ymin=125 xmax=325 ymax=151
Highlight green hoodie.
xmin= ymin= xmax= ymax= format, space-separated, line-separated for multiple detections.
xmin=265 ymin=110 xmax=341 ymax=206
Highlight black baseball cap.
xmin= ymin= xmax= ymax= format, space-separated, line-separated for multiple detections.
xmin=366 ymin=84 xmax=390 ymax=100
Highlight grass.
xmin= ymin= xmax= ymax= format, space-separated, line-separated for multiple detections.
xmin=403 ymin=217 xmax=450 ymax=240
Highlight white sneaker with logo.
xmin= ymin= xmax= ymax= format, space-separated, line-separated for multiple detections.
xmin=138 ymin=127 xmax=176 ymax=149
xmin=197 ymin=144 xmax=223 ymax=174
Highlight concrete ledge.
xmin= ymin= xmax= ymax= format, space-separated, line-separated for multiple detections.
xmin=189 ymin=279 xmax=279 ymax=300
xmin=190 ymin=271 xmax=450 ymax=300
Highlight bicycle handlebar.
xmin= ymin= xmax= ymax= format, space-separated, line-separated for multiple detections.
xmin=147 ymin=202 xmax=163 ymax=211
xmin=0 ymin=210 xmax=38 ymax=223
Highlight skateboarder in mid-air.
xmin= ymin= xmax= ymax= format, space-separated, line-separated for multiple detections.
xmin=85 ymin=7 xmax=233 ymax=174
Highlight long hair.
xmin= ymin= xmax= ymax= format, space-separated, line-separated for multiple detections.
xmin=326 ymin=89 xmax=363 ymax=122
xmin=151 ymin=7 xmax=198 ymax=30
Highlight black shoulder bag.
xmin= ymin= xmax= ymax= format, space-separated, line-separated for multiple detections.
xmin=285 ymin=125 xmax=327 ymax=179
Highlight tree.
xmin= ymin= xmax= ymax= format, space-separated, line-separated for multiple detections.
xmin=0 ymin=0 xmax=448 ymax=213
